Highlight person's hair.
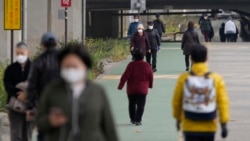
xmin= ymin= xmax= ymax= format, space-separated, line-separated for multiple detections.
xmin=188 ymin=21 xmax=194 ymax=29
xmin=134 ymin=14 xmax=139 ymax=18
xmin=16 ymin=42 xmax=27 ymax=48
xmin=191 ymin=44 xmax=208 ymax=63
xmin=156 ymin=13 xmax=160 ymax=18
xmin=58 ymin=43 xmax=92 ymax=69
xmin=221 ymin=23 xmax=225 ymax=27
xmin=44 ymin=38 xmax=57 ymax=49
xmin=133 ymin=48 xmax=144 ymax=60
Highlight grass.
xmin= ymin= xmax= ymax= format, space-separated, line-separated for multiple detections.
xmin=0 ymin=38 xmax=130 ymax=110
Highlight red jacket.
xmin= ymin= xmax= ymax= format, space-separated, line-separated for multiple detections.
xmin=118 ymin=60 xmax=153 ymax=95
xmin=131 ymin=32 xmax=151 ymax=55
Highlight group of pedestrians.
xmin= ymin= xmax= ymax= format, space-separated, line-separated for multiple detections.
xmin=4 ymin=33 xmax=118 ymax=141
xmin=128 ymin=14 xmax=165 ymax=72
xmin=219 ymin=16 xmax=239 ymax=42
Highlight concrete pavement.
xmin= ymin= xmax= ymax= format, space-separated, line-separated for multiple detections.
xmin=96 ymin=42 xmax=250 ymax=141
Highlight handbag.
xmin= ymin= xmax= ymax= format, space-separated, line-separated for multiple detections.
xmin=7 ymin=97 xmax=26 ymax=113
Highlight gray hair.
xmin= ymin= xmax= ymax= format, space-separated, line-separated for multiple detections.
xmin=16 ymin=42 xmax=28 ymax=49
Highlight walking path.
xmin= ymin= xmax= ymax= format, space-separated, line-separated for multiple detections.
xmin=96 ymin=42 xmax=250 ymax=141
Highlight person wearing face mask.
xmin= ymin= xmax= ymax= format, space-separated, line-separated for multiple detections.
xmin=145 ymin=21 xmax=161 ymax=72
xmin=200 ymin=15 xmax=213 ymax=42
xmin=4 ymin=42 xmax=33 ymax=141
xmin=36 ymin=44 xmax=119 ymax=141
xmin=26 ymin=32 xmax=60 ymax=141
xmin=131 ymin=24 xmax=151 ymax=58
xmin=127 ymin=14 xmax=141 ymax=38
xmin=153 ymin=14 xmax=165 ymax=39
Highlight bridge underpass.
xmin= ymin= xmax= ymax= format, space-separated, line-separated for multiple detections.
xmin=85 ymin=0 xmax=250 ymax=39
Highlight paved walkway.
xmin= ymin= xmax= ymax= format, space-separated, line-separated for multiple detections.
xmin=96 ymin=42 xmax=250 ymax=141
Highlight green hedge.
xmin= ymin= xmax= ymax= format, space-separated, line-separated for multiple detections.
xmin=0 ymin=38 xmax=129 ymax=110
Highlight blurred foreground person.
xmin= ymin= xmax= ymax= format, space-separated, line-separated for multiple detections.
xmin=219 ymin=23 xmax=226 ymax=42
xmin=172 ymin=45 xmax=229 ymax=141
xmin=145 ymin=21 xmax=161 ymax=72
xmin=27 ymin=32 xmax=60 ymax=141
xmin=130 ymin=24 xmax=151 ymax=58
xmin=4 ymin=42 xmax=33 ymax=141
xmin=118 ymin=48 xmax=153 ymax=126
xmin=37 ymin=44 xmax=118 ymax=141
xmin=181 ymin=21 xmax=200 ymax=71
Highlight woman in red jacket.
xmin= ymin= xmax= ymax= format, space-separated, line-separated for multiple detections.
xmin=118 ymin=48 xmax=153 ymax=126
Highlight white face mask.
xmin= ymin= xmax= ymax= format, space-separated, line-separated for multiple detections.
xmin=148 ymin=26 xmax=153 ymax=30
xmin=138 ymin=29 xmax=143 ymax=33
xmin=134 ymin=19 xmax=139 ymax=22
xmin=16 ymin=55 xmax=28 ymax=64
xmin=61 ymin=68 xmax=86 ymax=84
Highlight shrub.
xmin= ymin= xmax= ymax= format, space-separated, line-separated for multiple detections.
xmin=0 ymin=38 xmax=129 ymax=110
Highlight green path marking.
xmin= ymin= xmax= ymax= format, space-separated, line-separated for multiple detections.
xmin=97 ymin=43 xmax=184 ymax=141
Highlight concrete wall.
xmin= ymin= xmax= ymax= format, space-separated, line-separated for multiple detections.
xmin=0 ymin=0 xmax=83 ymax=61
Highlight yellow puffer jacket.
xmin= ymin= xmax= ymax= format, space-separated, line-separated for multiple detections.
xmin=172 ymin=63 xmax=229 ymax=132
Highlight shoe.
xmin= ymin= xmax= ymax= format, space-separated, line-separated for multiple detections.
xmin=135 ymin=122 xmax=142 ymax=126
xmin=153 ymin=68 xmax=157 ymax=72
xmin=131 ymin=120 xmax=136 ymax=124
xmin=185 ymin=68 xmax=189 ymax=71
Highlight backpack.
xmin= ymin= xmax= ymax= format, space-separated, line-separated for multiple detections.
xmin=183 ymin=72 xmax=216 ymax=121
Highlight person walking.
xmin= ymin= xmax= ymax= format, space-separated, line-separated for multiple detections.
xmin=153 ymin=13 xmax=166 ymax=39
xmin=127 ymin=14 xmax=141 ymax=38
xmin=181 ymin=21 xmax=200 ymax=71
xmin=118 ymin=48 xmax=153 ymax=126
xmin=224 ymin=16 xmax=237 ymax=42
xmin=4 ymin=42 xmax=33 ymax=141
xmin=219 ymin=23 xmax=226 ymax=42
xmin=36 ymin=44 xmax=118 ymax=141
xmin=172 ymin=44 xmax=229 ymax=141
xmin=131 ymin=24 xmax=151 ymax=57
xmin=200 ymin=15 xmax=212 ymax=42
xmin=145 ymin=21 xmax=161 ymax=72
xmin=26 ymin=32 xmax=60 ymax=141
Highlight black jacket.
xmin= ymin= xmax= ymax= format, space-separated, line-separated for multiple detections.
xmin=4 ymin=60 xmax=31 ymax=102
xmin=153 ymin=19 xmax=165 ymax=34
xmin=145 ymin=29 xmax=161 ymax=49
xmin=27 ymin=48 xmax=60 ymax=109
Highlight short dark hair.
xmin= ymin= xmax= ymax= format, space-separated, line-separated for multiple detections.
xmin=58 ymin=43 xmax=92 ymax=69
xmin=133 ymin=48 xmax=144 ymax=60
xmin=156 ymin=13 xmax=160 ymax=18
xmin=134 ymin=14 xmax=140 ymax=18
xmin=16 ymin=42 xmax=28 ymax=49
xmin=191 ymin=44 xmax=207 ymax=63
xmin=188 ymin=21 xmax=194 ymax=29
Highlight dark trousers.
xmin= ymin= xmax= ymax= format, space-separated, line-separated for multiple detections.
xmin=9 ymin=110 xmax=34 ymax=141
xmin=185 ymin=55 xmax=190 ymax=68
xmin=202 ymin=30 xmax=210 ymax=42
xmin=184 ymin=133 xmax=215 ymax=141
xmin=226 ymin=33 xmax=236 ymax=42
xmin=128 ymin=94 xmax=146 ymax=122
xmin=146 ymin=49 xmax=157 ymax=69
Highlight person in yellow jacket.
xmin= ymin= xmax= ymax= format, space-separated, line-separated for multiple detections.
xmin=172 ymin=44 xmax=229 ymax=141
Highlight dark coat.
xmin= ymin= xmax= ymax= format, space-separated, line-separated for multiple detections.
xmin=220 ymin=26 xmax=226 ymax=42
xmin=4 ymin=60 xmax=31 ymax=102
xmin=153 ymin=19 xmax=165 ymax=35
xmin=131 ymin=32 xmax=151 ymax=55
xmin=145 ymin=29 xmax=161 ymax=50
xmin=127 ymin=22 xmax=140 ymax=38
xmin=37 ymin=80 xmax=118 ymax=141
xmin=27 ymin=48 xmax=60 ymax=109
xmin=118 ymin=60 xmax=153 ymax=95
xmin=181 ymin=30 xmax=200 ymax=55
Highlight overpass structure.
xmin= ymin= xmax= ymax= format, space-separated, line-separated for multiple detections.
xmin=86 ymin=0 xmax=250 ymax=39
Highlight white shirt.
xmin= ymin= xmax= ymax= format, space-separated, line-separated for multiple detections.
xmin=224 ymin=20 xmax=236 ymax=34
xmin=71 ymin=83 xmax=85 ymax=99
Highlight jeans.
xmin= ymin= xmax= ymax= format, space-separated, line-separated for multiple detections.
xmin=202 ymin=30 xmax=210 ymax=42
xmin=146 ymin=49 xmax=157 ymax=69
xmin=226 ymin=33 xmax=236 ymax=42
xmin=184 ymin=132 xmax=215 ymax=141
xmin=128 ymin=94 xmax=147 ymax=122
